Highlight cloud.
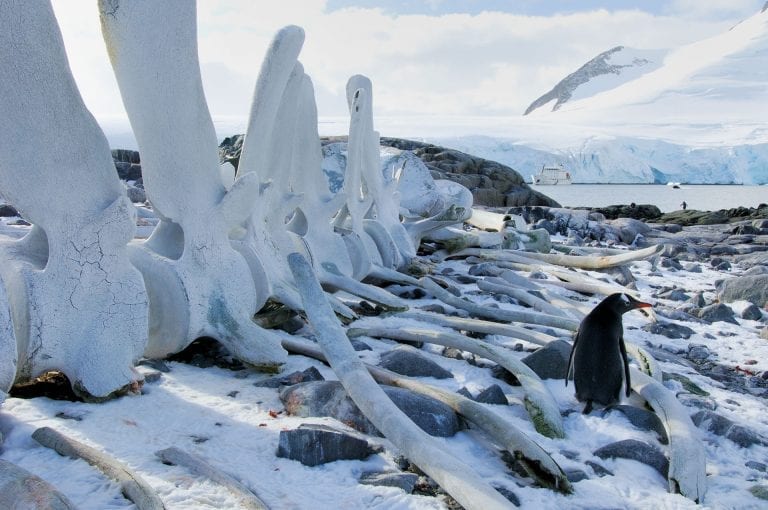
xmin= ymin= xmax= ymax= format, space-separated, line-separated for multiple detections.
xmin=50 ymin=1 xmax=750 ymax=123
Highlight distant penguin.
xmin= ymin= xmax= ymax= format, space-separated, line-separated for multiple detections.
xmin=566 ymin=293 xmax=652 ymax=414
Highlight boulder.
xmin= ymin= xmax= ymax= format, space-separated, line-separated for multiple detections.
xmin=276 ymin=424 xmax=379 ymax=466
xmin=521 ymin=339 xmax=572 ymax=380
xmin=359 ymin=471 xmax=419 ymax=493
xmin=280 ymin=381 xmax=461 ymax=437
xmin=475 ymin=384 xmax=509 ymax=405
xmin=717 ymin=275 xmax=768 ymax=308
xmin=604 ymin=405 xmax=669 ymax=444
xmin=0 ymin=459 xmax=76 ymax=509
xmin=254 ymin=366 xmax=325 ymax=388
xmin=698 ymin=303 xmax=739 ymax=324
xmin=378 ymin=347 xmax=454 ymax=379
xmin=593 ymin=439 xmax=669 ymax=478
xmin=642 ymin=321 xmax=696 ymax=339
xmin=691 ymin=410 xmax=767 ymax=448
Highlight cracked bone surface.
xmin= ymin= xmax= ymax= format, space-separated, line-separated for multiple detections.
xmin=99 ymin=0 xmax=286 ymax=369
xmin=0 ymin=0 xmax=148 ymax=400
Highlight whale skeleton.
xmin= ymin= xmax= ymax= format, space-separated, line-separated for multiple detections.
xmin=0 ymin=1 xmax=705 ymax=506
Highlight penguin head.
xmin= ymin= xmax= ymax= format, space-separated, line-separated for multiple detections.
xmin=607 ymin=293 xmax=653 ymax=315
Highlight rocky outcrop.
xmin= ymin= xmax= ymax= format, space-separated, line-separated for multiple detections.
xmin=658 ymin=205 xmax=768 ymax=226
xmin=217 ymin=135 xmax=559 ymax=209
xmin=524 ymin=46 xmax=661 ymax=115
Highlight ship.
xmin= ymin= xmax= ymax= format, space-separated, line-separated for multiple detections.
xmin=531 ymin=164 xmax=572 ymax=185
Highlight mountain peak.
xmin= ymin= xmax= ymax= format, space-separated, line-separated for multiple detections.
xmin=523 ymin=46 xmax=663 ymax=116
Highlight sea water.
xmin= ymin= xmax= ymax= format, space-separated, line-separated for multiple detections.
xmin=534 ymin=184 xmax=767 ymax=213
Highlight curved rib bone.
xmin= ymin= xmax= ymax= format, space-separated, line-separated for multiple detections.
xmin=349 ymin=326 xmax=564 ymax=438
xmin=504 ymin=245 xmax=663 ymax=269
xmin=33 ymin=427 xmax=165 ymax=510
xmin=280 ymin=335 xmax=571 ymax=494
xmin=420 ymin=277 xmax=580 ymax=332
xmin=156 ymin=447 xmax=269 ymax=510
xmin=0 ymin=459 xmax=76 ymax=509
xmin=630 ymin=369 xmax=707 ymax=502
xmin=287 ymin=253 xmax=514 ymax=510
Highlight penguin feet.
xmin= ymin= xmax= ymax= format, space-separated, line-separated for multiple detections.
xmin=582 ymin=400 xmax=594 ymax=414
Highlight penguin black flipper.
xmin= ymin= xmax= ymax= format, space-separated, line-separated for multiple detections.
xmin=565 ymin=329 xmax=580 ymax=387
xmin=619 ymin=335 xmax=631 ymax=398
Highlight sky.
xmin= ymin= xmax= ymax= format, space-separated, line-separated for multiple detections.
xmin=50 ymin=0 xmax=766 ymax=121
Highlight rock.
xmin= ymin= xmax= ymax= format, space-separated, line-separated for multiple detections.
xmin=642 ymin=321 xmax=695 ymax=339
xmin=698 ymin=303 xmax=739 ymax=324
xmin=593 ymin=439 xmax=669 ymax=478
xmin=685 ymin=263 xmax=703 ymax=273
xmin=687 ymin=292 xmax=707 ymax=308
xmin=585 ymin=460 xmax=613 ymax=477
xmin=0 ymin=204 xmax=18 ymax=217
xmin=475 ymin=384 xmax=508 ymax=405
xmin=126 ymin=185 xmax=146 ymax=203
xmin=457 ymin=387 xmax=474 ymax=399
xmin=715 ymin=261 xmax=733 ymax=271
xmin=605 ymin=405 xmax=669 ymax=444
xmin=660 ymin=258 xmax=684 ymax=271
xmin=749 ymin=485 xmax=768 ymax=501
xmin=565 ymin=469 xmax=589 ymax=483
xmin=736 ymin=302 xmax=763 ymax=321
xmin=521 ymin=339 xmax=572 ymax=380
xmin=591 ymin=204 xmax=662 ymax=222
xmin=597 ymin=265 xmax=636 ymax=286
xmin=280 ymin=381 xmax=461 ymax=437
xmin=608 ymin=217 xmax=652 ymax=245
xmin=493 ymin=486 xmax=521 ymax=506
xmin=746 ymin=461 xmax=768 ymax=472
xmin=658 ymin=288 xmax=689 ymax=301
xmin=687 ymin=344 xmax=712 ymax=362
xmin=276 ymin=424 xmax=379 ymax=466
xmin=691 ymin=410 xmax=767 ymax=447
xmin=761 ymin=327 xmax=768 ymax=340
xmin=254 ymin=366 xmax=325 ymax=388
xmin=744 ymin=266 xmax=768 ymax=276
xmin=378 ymin=347 xmax=454 ymax=379
xmin=359 ymin=471 xmax=419 ymax=493
xmin=350 ymin=339 xmax=373 ymax=351
xmin=717 ymin=274 xmax=768 ymax=308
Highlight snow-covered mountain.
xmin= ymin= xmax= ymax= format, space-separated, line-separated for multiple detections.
xmin=523 ymin=46 xmax=665 ymax=116
xmin=500 ymin=3 xmax=768 ymax=184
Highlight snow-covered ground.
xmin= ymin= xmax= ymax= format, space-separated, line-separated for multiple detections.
xmin=1 ymin=217 xmax=767 ymax=509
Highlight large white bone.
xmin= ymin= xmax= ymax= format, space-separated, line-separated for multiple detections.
xmin=99 ymin=0 xmax=286 ymax=369
xmin=0 ymin=0 xmax=148 ymax=399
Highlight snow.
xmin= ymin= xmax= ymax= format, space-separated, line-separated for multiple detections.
xmin=2 ymin=215 xmax=768 ymax=509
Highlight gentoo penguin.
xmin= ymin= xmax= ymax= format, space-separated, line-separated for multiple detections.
xmin=566 ymin=293 xmax=652 ymax=414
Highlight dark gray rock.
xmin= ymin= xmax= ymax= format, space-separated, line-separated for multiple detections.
xmin=475 ymin=384 xmax=508 ymax=405
xmin=687 ymin=344 xmax=712 ymax=362
xmin=492 ymin=486 xmax=521 ymax=507
xmin=359 ymin=471 xmax=419 ymax=493
xmin=254 ymin=366 xmax=325 ymax=388
xmin=687 ymin=292 xmax=707 ymax=307
xmin=698 ymin=303 xmax=738 ymax=324
xmin=457 ymin=387 xmax=474 ymax=399
xmin=350 ymin=339 xmax=373 ymax=351
xmin=605 ymin=405 xmax=669 ymax=444
xmin=746 ymin=461 xmax=768 ymax=472
xmin=685 ymin=263 xmax=703 ymax=273
xmin=565 ymin=469 xmax=589 ymax=483
xmin=0 ymin=204 xmax=18 ymax=217
xmin=740 ymin=303 xmax=764 ymax=321
xmin=276 ymin=424 xmax=378 ymax=466
xmin=281 ymin=381 xmax=461 ymax=437
xmin=378 ymin=347 xmax=453 ymax=379
xmin=744 ymin=266 xmax=768 ymax=276
xmin=642 ymin=321 xmax=695 ymax=339
xmin=750 ymin=484 xmax=768 ymax=501
xmin=593 ymin=439 xmax=669 ymax=478
xmin=126 ymin=186 xmax=146 ymax=203
xmin=660 ymin=258 xmax=684 ymax=271
xmin=521 ymin=339 xmax=572 ymax=380
xmin=585 ymin=460 xmax=613 ymax=477
xmin=717 ymin=274 xmax=768 ymax=308
xmin=658 ymin=288 xmax=689 ymax=301
xmin=692 ymin=410 xmax=767 ymax=448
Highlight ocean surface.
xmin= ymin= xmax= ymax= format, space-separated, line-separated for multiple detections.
xmin=533 ymin=184 xmax=767 ymax=213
